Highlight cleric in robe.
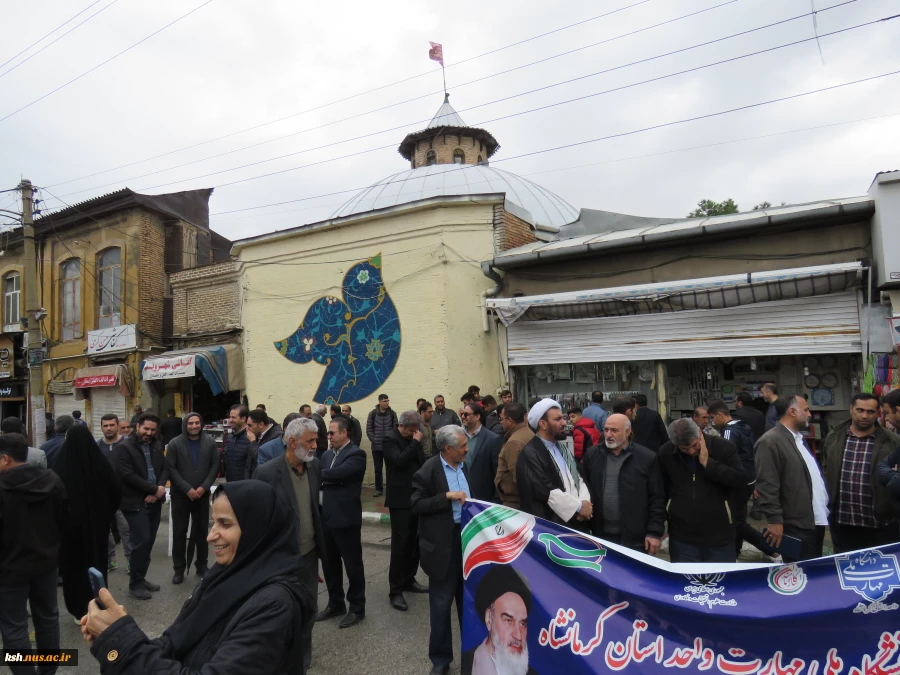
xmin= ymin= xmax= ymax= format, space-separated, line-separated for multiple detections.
xmin=515 ymin=399 xmax=593 ymax=531
xmin=462 ymin=565 xmax=539 ymax=675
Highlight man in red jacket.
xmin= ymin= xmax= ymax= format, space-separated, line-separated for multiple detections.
xmin=568 ymin=408 xmax=600 ymax=461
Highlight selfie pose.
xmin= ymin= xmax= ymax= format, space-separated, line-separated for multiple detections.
xmin=82 ymin=480 xmax=315 ymax=674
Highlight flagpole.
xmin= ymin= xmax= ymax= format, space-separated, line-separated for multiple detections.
xmin=442 ymin=63 xmax=447 ymax=96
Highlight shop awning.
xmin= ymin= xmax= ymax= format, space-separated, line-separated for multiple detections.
xmin=140 ymin=344 xmax=244 ymax=396
xmin=487 ymin=262 xmax=864 ymax=325
xmin=73 ymin=364 xmax=133 ymax=399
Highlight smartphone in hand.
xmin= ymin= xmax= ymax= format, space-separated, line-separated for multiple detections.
xmin=87 ymin=567 xmax=107 ymax=610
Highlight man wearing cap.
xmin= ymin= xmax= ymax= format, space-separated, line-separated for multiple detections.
xmin=516 ymin=399 xmax=593 ymax=530
xmin=462 ymin=565 xmax=538 ymax=675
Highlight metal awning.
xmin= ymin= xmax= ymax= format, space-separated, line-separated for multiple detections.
xmin=73 ymin=364 xmax=133 ymax=400
xmin=487 ymin=262 xmax=863 ymax=325
xmin=140 ymin=344 xmax=244 ymax=395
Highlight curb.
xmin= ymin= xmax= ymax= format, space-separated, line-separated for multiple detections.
xmin=362 ymin=511 xmax=391 ymax=525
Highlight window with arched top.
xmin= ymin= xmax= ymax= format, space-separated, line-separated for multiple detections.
xmin=453 ymin=149 xmax=465 ymax=164
xmin=60 ymin=259 xmax=82 ymax=340
xmin=3 ymin=273 xmax=20 ymax=331
xmin=425 ymin=150 xmax=436 ymax=166
xmin=98 ymin=248 xmax=122 ymax=329
xmin=477 ymin=155 xmax=483 ymax=164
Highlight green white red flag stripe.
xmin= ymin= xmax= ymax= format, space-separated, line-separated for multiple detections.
xmin=462 ymin=505 xmax=535 ymax=579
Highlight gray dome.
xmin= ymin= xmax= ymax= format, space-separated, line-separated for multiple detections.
xmin=331 ymin=163 xmax=579 ymax=228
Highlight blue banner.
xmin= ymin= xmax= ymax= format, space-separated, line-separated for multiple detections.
xmin=460 ymin=500 xmax=900 ymax=675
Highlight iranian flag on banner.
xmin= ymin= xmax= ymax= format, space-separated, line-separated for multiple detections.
xmin=462 ymin=505 xmax=535 ymax=578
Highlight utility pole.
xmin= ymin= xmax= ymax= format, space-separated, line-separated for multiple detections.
xmin=20 ymin=179 xmax=46 ymax=446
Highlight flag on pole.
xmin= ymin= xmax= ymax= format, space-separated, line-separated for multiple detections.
xmin=428 ymin=41 xmax=444 ymax=67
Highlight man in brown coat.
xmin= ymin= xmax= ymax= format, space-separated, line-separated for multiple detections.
xmin=495 ymin=403 xmax=533 ymax=509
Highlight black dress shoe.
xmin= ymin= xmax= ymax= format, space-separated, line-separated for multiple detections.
xmin=405 ymin=580 xmax=429 ymax=594
xmin=389 ymin=594 xmax=408 ymax=611
xmin=373 ymin=490 xmax=383 ymax=497
xmin=128 ymin=585 xmax=152 ymax=601
xmin=172 ymin=573 xmax=184 ymax=585
xmin=195 ymin=567 xmax=208 ymax=579
xmin=429 ymin=666 xmax=450 ymax=675
xmin=315 ymin=605 xmax=346 ymax=622
xmin=143 ymin=580 xmax=161 ymax=592
xmin=338 ymin=612 xmax=365 ymax=628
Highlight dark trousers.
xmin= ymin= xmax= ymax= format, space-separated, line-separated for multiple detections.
xmin=782 ymin=524 xmax=824 ymax=562
xmin=830 ymin=522 xmax=900 ymax=554
xmin=0 ymin=571 xmax=60 ymax=675
xmin=599 ymin=532 xmax=644 ymax=553
xmin=669 ymin=538 xmax=736 ymax=563
xmin=296 ymin=551 xmax=318 ymax=675
xmin=171 ymin=492 xmax=210 ymax=573
xmin=388 ymin=508 xmax=419 ymax=595
xmin=322 ymin=525 xmax=366 ymax=614
xmin=372 ymin=450 xmax=384 ymax=491
xmin=428 ymin=526 xmax=463 ymax=669
xmin=124 ymin=501 xmax=162 ymax=588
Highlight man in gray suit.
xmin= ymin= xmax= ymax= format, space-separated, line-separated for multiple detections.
xmin=255 ymin=417 xmax=326 ymax=675
xmin=460 ymin=402 xmax=502 ymax=503
xmin=166 ymin=412 xmax=220 ymax=584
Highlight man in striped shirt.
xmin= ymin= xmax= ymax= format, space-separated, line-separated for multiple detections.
xmin=823 ymin=392 xmax=900 ymax=553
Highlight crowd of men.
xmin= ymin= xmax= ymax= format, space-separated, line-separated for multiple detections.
xmin=3 ymin=382 xmax=900 ymax=675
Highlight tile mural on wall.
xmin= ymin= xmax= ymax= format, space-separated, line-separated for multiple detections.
xmin=274 ymin=254 xmax=401 ymax=404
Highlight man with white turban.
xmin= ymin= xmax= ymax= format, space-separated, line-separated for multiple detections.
xmin=515 ymin=399 xmax=593 ymax=530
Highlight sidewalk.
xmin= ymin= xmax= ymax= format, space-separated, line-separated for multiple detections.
xmin=361 ymin=484 xmax=390 ymax=525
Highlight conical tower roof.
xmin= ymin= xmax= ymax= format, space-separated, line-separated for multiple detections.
xmin=398 ymin=93 xmax=499 ymax=162
xmin=426 ymin=93 xmax=467 ymax=128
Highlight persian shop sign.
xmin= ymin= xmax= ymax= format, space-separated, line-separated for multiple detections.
xmin=73 ymin=374 xmax=118 ymax=388
xmin=87 ymin=325 xmax=137 ymax=355
xmin=142 ymin=355 xmax=195 ymax=381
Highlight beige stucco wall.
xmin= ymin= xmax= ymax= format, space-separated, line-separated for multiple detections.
xmin=236 ymin=200 xmax=504 ymax=443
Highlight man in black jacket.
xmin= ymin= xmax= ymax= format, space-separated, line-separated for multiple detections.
xmin=159 ymin=409 xmax=182 ymax=447
xmin=582 ymin=414 xmax=665 ymax=554
xmin=114 ymin=413 xmax=169 ymax=601
xmin=316 ymin=416 xmax=367 ymax=630
xmin=0 ymin=433 xmax=68 ymax=666
xmin=658 ymin=418 xmax=748 ymax=562
xmin=166 ymin=412 xmax=220 ymax=584
xmin=411 ymin=424 xmax=471 ymax=675
xmin=383 ymin=410 xmax=428 ymax=611
xmin=247 ymin=408 xmax=282 ymax=475
xmin=732 ymin=392 xmax=765 ymax=443
xmin=340 ymin=404 xmax=363 ymax=446
xmin=632 ymin=394 xmax=668 ymax=451
xmin=254 ymin=417 xmax=326 ymax=675
xmin=224 ymin=404 xmax=252 ymax=482
xmin=461 ymin=402 xmax=502 ymax=503
xmin=312 ymin=404 xmax=329 ymax=459
xmin=366 ymin=394 xmax=397 ymax=497
xmin=708 ymin=400 xmax=774 ymax=558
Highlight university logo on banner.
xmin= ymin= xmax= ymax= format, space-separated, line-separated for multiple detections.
xmin=460 ymin=500 xmax=900 ymax=675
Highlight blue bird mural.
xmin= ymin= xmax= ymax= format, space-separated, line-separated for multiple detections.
xmin=274 ymin=254 xmax=401 ymax=405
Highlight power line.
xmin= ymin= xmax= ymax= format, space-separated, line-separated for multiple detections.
xmin=43 ymin=0 xmax=659 ymax=189
xmin=46 ymin=0 xmax=741 ymax=192
xmin=0 ymin=0 xmax=121 ymax=81
xmin=209 ymin=68 xmax=900 ymax=216
xmin=107 ymin=12 xmax=895 ymax=198
xmin=209 ymin=109 xmax=900 ymax=225
xmin=0 ymin=0 xmax=104 ymax=71
xmin=0 ymin=0 xmax=214 ymax=124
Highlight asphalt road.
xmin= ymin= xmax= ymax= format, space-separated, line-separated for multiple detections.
xmin=45 ymin=509 xmax=458 ymax=675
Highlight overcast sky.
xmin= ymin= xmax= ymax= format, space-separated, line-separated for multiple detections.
xmin=1 ymin=0 xmax=899 ymax=240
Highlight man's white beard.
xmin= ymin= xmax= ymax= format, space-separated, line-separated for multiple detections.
xmin=604 ymin=438 xmax=622 ymax=449
xmin=294 ymin=449 xmax=315 ymax=463
xmin=491 ymin=631 xmax=529 ymax=675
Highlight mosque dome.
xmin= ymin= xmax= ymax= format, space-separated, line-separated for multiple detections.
xmin=331 ymin=94 xmax=579 ymax=228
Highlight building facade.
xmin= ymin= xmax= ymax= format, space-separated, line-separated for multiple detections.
xmin=0 ymin=187 xmax=227 ymax=441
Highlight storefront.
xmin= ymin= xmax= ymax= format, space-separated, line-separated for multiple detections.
xmin=140 ymin=344 xmax=244 ymax=425
xmin=0 ymin=334 xmax=25 ymax=422
xmin=73 ymin=364 xmax=134 ymax=437
xmin=488 ymin=262 xmax=868 ymax=446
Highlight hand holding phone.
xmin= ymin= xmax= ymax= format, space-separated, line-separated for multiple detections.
xmin=87 ymin=567 xmax=107 ymax=610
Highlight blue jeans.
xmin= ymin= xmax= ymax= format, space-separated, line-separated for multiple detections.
xmin=0 ymin=570 xmax=60 ymax=675
xmin=669 ymin=539 xmax=736 ymax=563
xmin=428 ymin=526 xmax=463 ymax=668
